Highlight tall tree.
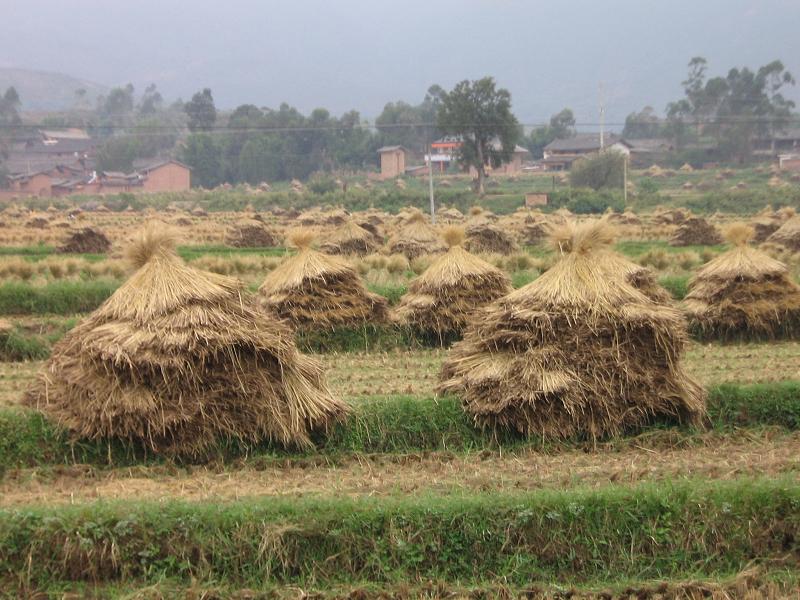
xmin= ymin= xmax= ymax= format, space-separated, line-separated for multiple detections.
xmin=0 ymin=87 xmax=21 ymax=180
xmin=526 ymin=108 xmax=575 ymax=158
xmin=181 ymin=133 xmax=224 ymax=188
xmin=622 ymin=106 xmax=664 ymax=139
xmin=437 ymin=77 xmax=519 ymax=195
xmin=667 ymin=57 xmax=795 ymax=161
xmin=185 ymin=88 xmax=217 ymax=132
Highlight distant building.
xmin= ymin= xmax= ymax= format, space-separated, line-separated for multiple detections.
xmin=625 ymin=138 xmax=675 ymax=167
xmin=542 ymin=134 xmax=631 ymax=170
xmin=136 ymin=160 xmax=192 ymax=192
xmin=376 ymin=146 xmax=409 ymax=179
xmin=779 ymin=154 xmax=800 ymax=172
xmin=756 ymin=127 xmax=800 ymax=156
xmin=425 ymin=136 xmax=530 ymax=175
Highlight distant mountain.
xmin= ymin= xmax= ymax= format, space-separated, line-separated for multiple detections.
xmin=0 ymin=68 xmax=108 ymax=111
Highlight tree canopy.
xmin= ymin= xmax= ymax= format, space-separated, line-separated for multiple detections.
xmin=437 ymin=77 xmax=519 ymax=194
xmin=185 ymin=88 xmax=217 ymax=132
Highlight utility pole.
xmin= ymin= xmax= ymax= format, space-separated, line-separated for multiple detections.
xmin=599 ymin=82 xmax=606 ymax=150
xmin=428 ymin=143 xmax=436 ymax=223
xmin=623 ymin=154 xmax=628 ymax=205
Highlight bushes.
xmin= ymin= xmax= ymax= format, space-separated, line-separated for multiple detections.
xmin=547 ymin=188 xmax=624 ymax=214
xmin=569 ymin=151 xmax=625 ymax=190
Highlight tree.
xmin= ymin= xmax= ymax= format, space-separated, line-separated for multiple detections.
xmin=185 ymin=88 xmax=217 ymax=132
xmin=96 ymin=136 xmax=139 ymax=172
xmin=526 ymin=108 xmax=575 ymax=158
xmin=138 ymin=84 xmax=163 ymax=116
xmin=569 ymin=151 xmax=625 ymax=191
xmin=238 ymin=135 xmax=285 ymax=184
xmin=181 ymin=133 xmax=224 ymax=188
xmin=622 ymin=106 xmax=664 ymax=139
xmin=667 ymin=57 xmax=796 ymax=162
xmin=437 ymin=77 xmax=519 ymax=195
xmin=0 ymin=87 xmax=21 ymax=180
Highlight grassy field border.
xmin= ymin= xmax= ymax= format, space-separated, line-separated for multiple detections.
xmin=1 ymin=478 xmax=798 ymax=590
xmin=2 ymin=382 xmax=800 ymax=467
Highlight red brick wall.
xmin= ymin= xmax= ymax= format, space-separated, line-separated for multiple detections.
xmin=142 ymin=163 xmax=191 ymax=192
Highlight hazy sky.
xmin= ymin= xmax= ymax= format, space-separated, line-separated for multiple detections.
xmin=2 ymin=0 xmax=799 ymax=128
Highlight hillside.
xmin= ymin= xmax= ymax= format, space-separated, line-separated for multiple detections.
xmin=0 ymin=67 xmax=108 ymax=111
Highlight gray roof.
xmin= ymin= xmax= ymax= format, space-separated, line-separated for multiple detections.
xmin=626 ymin=138 xmax=674 ymax=152
xmin=544 ymin=133 xmax=628 ymax=152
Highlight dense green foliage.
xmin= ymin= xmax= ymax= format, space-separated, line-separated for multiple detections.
xmin=569 ymin=151 xmax=626 ymax=191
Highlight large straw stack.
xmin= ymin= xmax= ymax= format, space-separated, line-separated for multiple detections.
xmin=683 ymin=223 xmax=800 ymax=340
xmin=766 ymin=215 xmax=800 ymax=251
xmin=259 ymin=230 xmax=389 ymax=329
xmin=25 ymin=224 xmax=348 ymax=455
xmin=438 ymin=221 xmax=704 ymax=440
xmin=320 ymin=220 xmax=381 ymax=256
xmin=464 ymin=222 xmax=518 ymax=255
xmin=386 ymin=211 xmax=446 ymax=259
xmin=669 ymin=216 xmax=723 ymax=246
xmin=394 ymin=227 xmax=512 ymax=338
xmin=225 ymin=219 xmax=278 ymax=248
xmin=57 ymin=227 xmax=112 ymax=253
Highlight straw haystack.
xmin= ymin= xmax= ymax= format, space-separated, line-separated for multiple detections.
xmin=767 ymin=215 xmax=800 ymax=251
xmin=259 ymin=230 xmax=389 ymax=329
xmin=751 ymin=215 xmax=781 ymax=243
xmin=679 ymin=163 xmax=694 ymax=172
xmin=25 ymin=224 xmax=348 ymax=454
xmin=394 ymin=227 xmax=512 ymax=338
xmin=58 ymin=227 xmax=112 ymax=254
xmin=653 ymin=207 xmax=690 ymax=225
xmin=684 ymin=224 xmax=800 ymax=340
xmin=387 ymin=211 xmax=446 ymax=259
xmin=437 ymin=206 xmax=464 ymax=223
xmin=225 ymin=219 xmax=278 ymax=248
xmin=669 ymin=217 xmax=723 ymax=246
xmin=438 ymin=220 xmax=704 ymax=440
xmin=607 ymin=210 xmax=641 ymax=226
xmin=464 ymin=222 xmax=517 ymax=255
xmin=320 ymin=220 xmax=380 ymax=256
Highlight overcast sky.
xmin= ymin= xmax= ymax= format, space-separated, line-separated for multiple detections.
xmin=2 ymin=0 xmax=798 ymax=128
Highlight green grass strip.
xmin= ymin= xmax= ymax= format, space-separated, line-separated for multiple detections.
xmin=2 ymin=382 xmax=800 ymax=467
xmin=1 ymin=478 xmax=797 ymax=588
xmin=0 ymin=280 xmax=119 ymax=315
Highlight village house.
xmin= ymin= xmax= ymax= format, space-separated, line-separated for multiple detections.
xmin=542 ymin=133 xmax=632 ymax=171
xmin=424 ymin=136 xmax=530 ymax=175
xmin=376 ymin=146 xmax=410 ymax=179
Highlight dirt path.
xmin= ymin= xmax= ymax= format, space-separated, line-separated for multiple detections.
xmin=2 ymin=430 xmax=797 ymax=507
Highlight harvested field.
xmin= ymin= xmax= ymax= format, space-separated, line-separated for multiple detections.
xmin=3 ymin=342 xmax=800 ymax=408
xmin=1 ymin=429 xmax=797 ymax=507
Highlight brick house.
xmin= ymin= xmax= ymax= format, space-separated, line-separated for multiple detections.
xmin=376 ymin=146 xmax=409 ymax=179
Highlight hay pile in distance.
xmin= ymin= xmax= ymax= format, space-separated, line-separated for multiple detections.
xmin=225 ymin=219 xmax=278 ymax=248
xmin=766 ymin=215 xmax=800 ymax=251
xmin=394 ymin=226 xmax=512 ymax=339
xmin=386 ymin=211 xmax=446 ymax=259
xmin=259 ymin=229 xmax=389 ymax=329
xmin=438 ymin=220 xmax=705 ymax=440
xmin=26 ymin=223 xmax=348 ymax=455
xmin=683 ymin=223 xmax=800 ymax=340
xmin=464 ymin=222 xmax=518 ymax=255
xmin=58 ymin=227 xmax=112 ymax=253
xmin=320 ymin=219 xmax=381 ymax=256
xmin=669 ymin=216 xmax=723 ymax=246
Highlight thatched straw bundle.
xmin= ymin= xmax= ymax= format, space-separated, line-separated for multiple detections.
xmin=58 ymin=227 xmax=112 ymax=254
xmin=437 ymin=207 xmax=464 ymax=223
xmin=394 ymin=227 xmax=512 ymax=338
xmin=684 ymin=224 xmax=800 ymax=340
xmin=259 ymin=230 xmax=389 ymax=329
xmin=464 ymin=222 xmax=518 ymax=255
xmin=669 ymin=217 xmax=723 ymax=246
xmin=751 ymin=215 xmax=781 ymax=243
xmin=438 ymin=220 xmax=704 ymax=440
xmin=225 ymin=219 xmax=278 ymax=248
xmin=320 ymin=220 xmax=380 ymax=256
xmin=607 ymin=210 xmax=641 ymax=226
xmin=25 ymin=224 xmax=348 ymax=454
xmin=386 ymin=211 xmax=446 ymax=259
xmin=766 ymin=215 xmax=800 ymax=251
xmin=653 ymin=207 xmax=690 ymax=225
xmin=679 ymin=163 xmax=694 ymax=172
